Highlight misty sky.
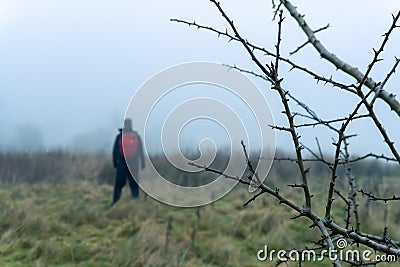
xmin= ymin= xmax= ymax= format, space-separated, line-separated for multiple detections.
xmin=0 ymin=0 xmax=399 ymax=157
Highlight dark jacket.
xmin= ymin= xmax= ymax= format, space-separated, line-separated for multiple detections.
xmin=112 ymin=128 xmax=145 ymax=169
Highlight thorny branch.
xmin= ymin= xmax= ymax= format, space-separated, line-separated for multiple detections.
xmin=206 ymin=0 xmax=313 ymax=211
xmin=347 ymin=9 xmax=400 ymax=163
xmin=289 ymin=23 xmax=330 ymax=55
xmin=191 ymin=150 xmax=400 ymax=257
xmin=268 ymin=10 xmax=313 ymax=211
xmin=381 ymin=56 xmax=400 ymax=90
xmin=348 ymin=153 xmax=397 ymax=163
xmin=325 ymin=80 xmax=377 ymax=219
xmin=176 ymin=0 xmax=400 ymax=265
xmin=343 ymin=138 xmax=361 ymax=233
xmin=280 ymin=0 xmax=400 ymax=117
xmin=208 ymin=0 xmax=274 ymax=81
xmin=334 ymin=189 xmax=351 ymax=229
xmin=358 ymin=189 xmax=400 ymax=203
xmin=170 ymin=19 xmax=357 ymax=93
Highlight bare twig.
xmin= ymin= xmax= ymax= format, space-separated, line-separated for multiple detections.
xmin=334 ymin=189 xmax=351 ymax=229
xmin=358 ymin=189 xmax=400 ymax=203
xmin=315 ymin=138 xmax=324 ymax=161
xmin=325 ymin=83 xmax=376 ymax=218
xmin=241 ymin=140 xmax=263 ymax=189
xmin=274 ymin=10 xmax=284 ymax=76
xmin=280 ymin=0 xmax=400 ymax=116
xmin=381 ymin=56 xmax=400 ymax=90
xmin=343 ymin=138 xmax=361 ymax=232
xmin=188 ymin=162 xmax=250 ymax=186
xmin=294 ymin=114 xmax=369 ymax=129
xmin=170 ymin=19 xmax=357 ymax=92
xmin=314 ymin=219 xmax=341 ymax=267
xmin=274 ymin=85 xmax=313 ymax=210
xmin=209 ymin=0 xmax=274 ymax=81
xmin=348 ymin=153 xmax=397 ymax=163
xmin=350 ymin=13 xmax=400 ymax=163
xmin=289 ymin=24 xmax=330 ymax=55
xmin=301 ymin=141 xmax=332 ymax=167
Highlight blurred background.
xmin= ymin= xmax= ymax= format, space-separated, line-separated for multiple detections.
xmin=0 ymin=0 xmax=399 ymax=155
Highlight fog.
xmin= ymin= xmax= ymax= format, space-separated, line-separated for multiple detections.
xmin=0 ymin=0 xmax=399 ymax=156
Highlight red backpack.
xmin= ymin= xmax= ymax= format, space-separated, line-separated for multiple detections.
xmin=119 ymin=132 xmax=138 ymax=158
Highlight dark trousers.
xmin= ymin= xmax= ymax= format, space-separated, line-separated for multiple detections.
xmin=112 ymin=162 xmax=139 ymax=204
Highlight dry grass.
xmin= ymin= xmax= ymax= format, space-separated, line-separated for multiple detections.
xmin=0 ymin=151 xmax=399 ymax=266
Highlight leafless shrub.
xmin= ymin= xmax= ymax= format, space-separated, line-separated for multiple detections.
xmin=173 ymin=1 xmax=400 ymax=265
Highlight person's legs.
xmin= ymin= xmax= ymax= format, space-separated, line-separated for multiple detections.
xmin=128 ymin=167 xmax=139 ymax=198
xmin=112 ymin=166 xmax=127 ymax=205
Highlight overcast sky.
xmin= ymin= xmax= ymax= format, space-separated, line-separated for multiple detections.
xmin=0 ymin=0 xmax=399 ymax=157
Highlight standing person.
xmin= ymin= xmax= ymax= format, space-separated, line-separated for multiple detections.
xmin=110 ymin=118 xmax=145 ymax=207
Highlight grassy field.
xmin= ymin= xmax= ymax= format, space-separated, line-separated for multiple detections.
xmin=0 ymin=181 xmax=326 ymax=267
xmin=0 ymin=152 xmax=399 ymax=266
